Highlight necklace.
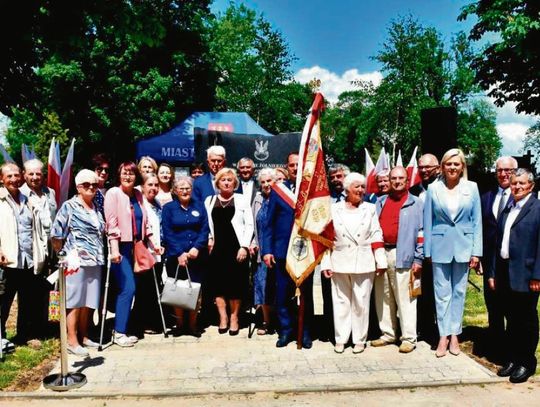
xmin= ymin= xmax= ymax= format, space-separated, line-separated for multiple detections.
xmin=218 ymin=196 xmax=234 ymax=208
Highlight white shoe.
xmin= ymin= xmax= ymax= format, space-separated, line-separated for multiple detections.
xmin=1 ymin=338 xmax=15 ymax=354
xmin=113 ymin=333 xmax=134 ymax=347
xmin=127 ymin=335 xmax=138 ymax=344
xmin=352 ymin=343 xmax=365 ymax=354
xmin=82 ymin=338 xmax=100 ymax=348
xmin=67 ymin=344 xmax=89 ymax=357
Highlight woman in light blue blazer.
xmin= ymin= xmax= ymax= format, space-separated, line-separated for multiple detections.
xmin=424 ymin=148 xmax=482 ymax=357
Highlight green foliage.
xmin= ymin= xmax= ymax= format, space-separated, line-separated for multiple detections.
xmin=209 ymin=3 xmax=311 ymax=134
xmin=522 ymin=121 xmax=540 ymax=169
xmin=459 ymin=0 xmax=540 ymax=115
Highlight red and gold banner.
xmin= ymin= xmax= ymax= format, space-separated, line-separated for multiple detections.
xmin=286 ymin=93 xmax=335 ymax=289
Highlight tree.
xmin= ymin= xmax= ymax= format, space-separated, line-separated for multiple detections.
xmin=522 ymin=121 xmax=540 ymax=169
xmin=209 ymin=4 xmax=311 ymax=134
xmin=1 ymin=1 xmax=217 ymax=162
xmin=459 ymin=1 xmax=540 ymax=115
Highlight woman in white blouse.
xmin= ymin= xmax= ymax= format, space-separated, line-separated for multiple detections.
xmin=322 ymin=172 xmax=387 ymax=354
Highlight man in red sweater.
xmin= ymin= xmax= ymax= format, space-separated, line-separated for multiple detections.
xmin=372 ymin=166 xmax=424 ymax=353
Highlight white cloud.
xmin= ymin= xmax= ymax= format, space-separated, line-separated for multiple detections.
xmin=497 ymin=122 xmax=531 ymax=156
xmin=294 ymin=66 xmax=382 ymax=104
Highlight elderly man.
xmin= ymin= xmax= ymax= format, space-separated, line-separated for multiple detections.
xmin=365 ymin=170 xmax=390 ymax=203
xmin=192 ymin=145 xmax=227 ymax=204
xmin=329 ymin=164 xmax=350 ymax=203
xmin=263 ymin=152 xmax=314 ymax=349
xmin=411 ymin=153 xmax=440 ymax=345
xmin=373 ymin=166 xmax=424 ymax=353
xmin=0 ymin=163 xmax=45 ymax=347
xmin=480 ymin=156 xmax=518 ymax=360
xmin=487 ymin=168 xmax=540 ymax=383
xmin=237 ymin=157 xmax=257 ymax=204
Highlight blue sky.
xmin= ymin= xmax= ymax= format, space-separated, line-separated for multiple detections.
xmin=212 ymin=0 xmax=538 ymax=156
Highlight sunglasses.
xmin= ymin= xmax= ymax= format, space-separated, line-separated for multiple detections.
xmin=96 ymin=166 xmax=109 ymax=173
xmin=79 ymin=182 xmax=99 ymax=189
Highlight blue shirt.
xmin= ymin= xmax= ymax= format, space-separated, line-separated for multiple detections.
xmin=12 ymin=193 xmax=34 ymax=269
xmin=162 ymin=199 xmax=209 ymax=257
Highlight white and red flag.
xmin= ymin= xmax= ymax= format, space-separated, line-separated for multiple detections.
xmin=365 ymin=147 xmax=390 ymax=194
xmin=285 ymin=93 xmax=335 ymax=291
xmin=59 ymin=139 xmax=75 ymax=205
xmin=406 ymin=146 xmax=421 ymax=188
xmin=47 ymin=138 xmax=62 ymax=205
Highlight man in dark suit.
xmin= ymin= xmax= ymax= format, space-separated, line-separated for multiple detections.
xmin=487 ymin=168 xmax=540 ymax=383
xmin=263 ymin=152 xmax=313 ymax=349
xmin=410 ymin=153 xmax=440 ymax=346
xmin=480 ymin=156 xmax=517 ymax=359
xmin=192 ymin=145 xmax=226 ymax=204
xmin=237 ymin=157 xmax=257 ymax=205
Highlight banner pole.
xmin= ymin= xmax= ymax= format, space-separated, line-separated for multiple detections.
xmin=296 ymin=284 xmax=305 ymax=350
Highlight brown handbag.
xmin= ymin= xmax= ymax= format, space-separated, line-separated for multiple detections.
xmin=131 ymin=203 xmax=156 ymax=273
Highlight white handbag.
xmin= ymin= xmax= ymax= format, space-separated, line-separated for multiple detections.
xmin=160 ymin=264 xmax=201 ymax=311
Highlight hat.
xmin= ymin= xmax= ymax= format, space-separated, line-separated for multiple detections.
xmin=75 ymin=169 xmax=98 ymax=186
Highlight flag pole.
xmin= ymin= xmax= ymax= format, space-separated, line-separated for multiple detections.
xmin=297 ymin=284 xmax=305 ymax=350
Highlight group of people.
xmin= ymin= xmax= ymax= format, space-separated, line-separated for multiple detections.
xmin=0 ymin=145 xmax=538 ymax=384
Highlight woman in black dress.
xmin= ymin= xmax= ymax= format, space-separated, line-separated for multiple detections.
xmin=204 ymin=168 xmax=254 ymax=335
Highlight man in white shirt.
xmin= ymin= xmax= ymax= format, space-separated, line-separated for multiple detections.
xmin=480 ymin=156 xmax=518 ymax=360
xmin=487 ymin=168 xmax=540 ymax=384
xmin=237 ymin=157 xmax=257 ymax=205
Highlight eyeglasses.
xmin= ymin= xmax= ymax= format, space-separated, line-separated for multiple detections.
xmin=121 ymin=172 xmax=136 ymax=178
xmin=79 ymin=182 xmax=99 ymax=189
xmin=418 ymin=165 xmax=438 ymax=170
xmin=96 ymin=166 xmax=109 ymax=173
xmin=176 ymin=187 xmax=192 ymax=191
xmin=496 ymin=168 xmax=515 ymax=174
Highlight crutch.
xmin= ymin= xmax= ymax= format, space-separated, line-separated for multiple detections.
xmin=151 ymin=265 xmax=168 ymax=338
xmin=98 ymin=257 xmax=112 ymax=351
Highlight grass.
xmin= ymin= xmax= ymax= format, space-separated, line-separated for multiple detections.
xmin=463 ymin=273 xmax=540 ymax=375
xmin=0 ymin=332 xmax=60 ymax=390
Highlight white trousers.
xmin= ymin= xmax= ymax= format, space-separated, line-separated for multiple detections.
xmin=374 ymin=248 xmax=417 ymax=344
xmin=331 ymin=272 xmax=374 ymax=345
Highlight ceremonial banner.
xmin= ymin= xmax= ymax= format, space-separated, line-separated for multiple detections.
xmin=286 ymin=93 xmax=335 ymax=289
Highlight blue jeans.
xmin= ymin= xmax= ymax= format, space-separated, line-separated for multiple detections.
xmin=111 ymin=242 xmax=136 ymax=334
xmin=432 ymin=261 xmax=469 ymax=336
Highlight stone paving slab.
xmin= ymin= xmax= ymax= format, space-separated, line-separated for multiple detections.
xmin=28 ymin=325 xmax=501 ymax=398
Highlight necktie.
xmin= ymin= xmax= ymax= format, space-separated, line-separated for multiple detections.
xmin=496 ymin=190 xmax=506 ymax=219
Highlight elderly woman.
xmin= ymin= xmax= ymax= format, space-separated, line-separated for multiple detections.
xmin=51 ymin=170 xmax=105 ymax=356
xmin=131 ymin=173 xmax=165 ymax=335
xmin=104 ymin=162 xmax=159 ymax=347
xmin=250 ymin=168 xmax=276 ymax=335
xmin=137 ymin=156 xmax=158 ymax=175
xmin=274 ymin=167 xmax=288 ymax=184
xmin=424 ymin=148 xmax=482 ymax=357
xmin=204 ymin=168 xmax=254 ymax=335
xmin=162 ymin=176 xmax=209 ymax=336
xmin=156 ymin=163 xmax=175 ymax=206
xmin=321 ymin=172 xmax=387 ymax=354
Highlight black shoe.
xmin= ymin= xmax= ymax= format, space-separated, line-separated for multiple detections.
xmin=276 ymin=336 xmax=292 ymax=348
xmin=187 ymin=329 xmax=202 ymax=338
xmin=497 ymin=362 xmax=516 ymax=377
xmin=218 ymin=327 xmax=229 ymax=334
xmin=229 ymin=329 xmax=239 ymax=336
xmin=509 ymin=366 xmax=532 ymax=384
xmin=302 ymin=336 xmax=313 ymax=349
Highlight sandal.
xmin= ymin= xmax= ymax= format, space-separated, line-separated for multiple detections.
xmin=257 ymin=322 xmax=269 ymax=336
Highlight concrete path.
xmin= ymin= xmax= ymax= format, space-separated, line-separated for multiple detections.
xmin=17 ymin=324 xmax=501 ymax=398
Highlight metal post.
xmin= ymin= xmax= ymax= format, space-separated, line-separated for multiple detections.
xmin=43 ymin=251 xmax=87 ymax=391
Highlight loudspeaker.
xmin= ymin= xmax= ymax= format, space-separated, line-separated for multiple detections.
xmin=421 ymin=107 xmax=457 ymax=160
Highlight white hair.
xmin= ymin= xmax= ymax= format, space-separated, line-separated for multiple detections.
xmin=23 ymin=158 xmax=44 ymax=171
xmin=257 ymin=167 xmax=276 ymax=183
xmin=343 ymin=172 xmax=366 ymax=196
xmin=495 ymin=156 xmax=518 ymax=168
xmin=207 ymin=145 xmax=226 ymax=159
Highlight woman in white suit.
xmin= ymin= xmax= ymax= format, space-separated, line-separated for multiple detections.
xmin=322 ymin=172 xmax=387 ymax=354
xmin=204 ymin=168 xmax=254 ymax=336
xmin=424 ymin=148 xmax=482 ymax=357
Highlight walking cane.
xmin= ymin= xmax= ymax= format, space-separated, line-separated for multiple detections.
xmin=98 ymin=255 xmax=112 ymax=351
xmin=43 ymin=251 xmax=87 ymax=391
xmin=151 ymin=266 xmax=168 ymax=338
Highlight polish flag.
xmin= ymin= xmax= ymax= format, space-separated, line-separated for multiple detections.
xmin=365 ymin=147 xmax=390 ymax=194
xmin=47 ymin=138 xmax=62 ymax=205
xmin=396 ymin=150 xmax=403 ymax=167
xmin=59 ymin=139 xmax=75 ymax=205
xmin=406 ymin=146 xmax=421 ymax=188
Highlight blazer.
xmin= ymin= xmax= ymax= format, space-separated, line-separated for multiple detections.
xmin=192 ymin=173 xmax=215 ymax=205
xmin=261 ymin=181 xmax=295 ymax=259
xmin=488 ymin=195 xmax=540 ymax=292
xmin=238 ymin=178 xmax=257 ymax=205
xmin=104 ymin=187 xmax=151 ymax=242
xmin=321 ymin=201 xmax=387 ymax=274
xmin=480 ymin=188 xmax=513 ymax=274
xmin=424 ymin=178 xmax=482 ymax=263
xmin=204 ymin=193 xmax=254 ymax=248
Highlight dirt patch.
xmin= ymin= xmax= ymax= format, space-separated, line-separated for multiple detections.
xmin=3 ymin=353 xmax=60 ymax=392
xmin=461 ymin=340 xmax=499 ymax=373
